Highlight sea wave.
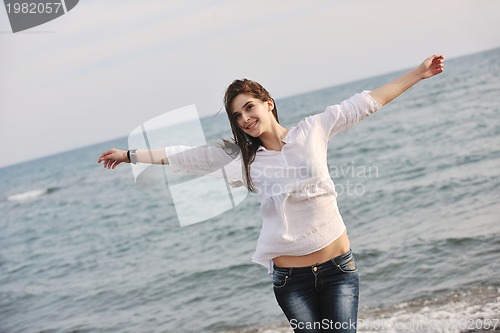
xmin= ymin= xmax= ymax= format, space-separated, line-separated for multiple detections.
xmin=357 ymin=285 xmax=500 ymax=333
xmin=217 ymin=285 xmax=500 ymax=333
xmin=6 ymin=187 xmax=59 ymax=202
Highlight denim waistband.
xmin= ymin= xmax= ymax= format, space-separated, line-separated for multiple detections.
xmin=273 ymin=248 xmax=354 ymax=275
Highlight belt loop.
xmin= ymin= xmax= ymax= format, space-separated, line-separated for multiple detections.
xmin=330 ymin=257 xmax=337 ymax=266
xmin=288 ymin=267 xmax=294 ymax=277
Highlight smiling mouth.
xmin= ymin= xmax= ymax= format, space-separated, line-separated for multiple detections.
xmin=246 ymin=120 xmax=258 ymax=129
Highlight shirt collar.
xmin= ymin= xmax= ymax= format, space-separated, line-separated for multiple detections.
xmin=256 ymin=126 xmax=296 ymax=152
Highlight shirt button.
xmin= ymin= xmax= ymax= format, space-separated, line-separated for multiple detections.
xmin=313 ymin=266 xmax=318 ymax=272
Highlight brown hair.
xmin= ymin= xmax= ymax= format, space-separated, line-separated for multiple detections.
xmin=223 ymin=79 xmax=279 ymax=192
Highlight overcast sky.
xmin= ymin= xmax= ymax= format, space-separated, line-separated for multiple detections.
xmin=1 ymin=0 xmax=500 ymax=168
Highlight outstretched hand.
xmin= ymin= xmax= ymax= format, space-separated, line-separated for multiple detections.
xmin=418 ymin=54 xmax=445 ymax=79
xmin=98 ymin=148 xmax=128 ymax=169
xmin=368 ymin=53 xmax=445 ymax=106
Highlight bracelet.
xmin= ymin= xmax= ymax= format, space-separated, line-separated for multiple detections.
xmin=127 ymin=150 xmax=131 ymax=163
xmin=129 ymin=149 xmax=138 ymax=164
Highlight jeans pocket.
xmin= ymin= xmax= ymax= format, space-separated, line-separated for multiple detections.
xmin=336 ymin=258 xmax=359 ymax=274
xmin=272 ymin=270 xmax=290 ymax=288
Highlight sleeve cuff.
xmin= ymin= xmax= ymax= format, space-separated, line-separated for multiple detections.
xmin=362 ymin=90 xmax=383 ymax=112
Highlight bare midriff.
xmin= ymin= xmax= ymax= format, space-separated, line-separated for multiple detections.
xmin=272 ymin=230 xmax=351 ymax=268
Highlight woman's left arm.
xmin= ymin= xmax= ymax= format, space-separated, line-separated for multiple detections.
xmin=369 ymin=54 xmax=444 ymax=106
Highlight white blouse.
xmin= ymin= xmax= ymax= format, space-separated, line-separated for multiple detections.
xmin=165 ymin=91 xmax=382 ymax=273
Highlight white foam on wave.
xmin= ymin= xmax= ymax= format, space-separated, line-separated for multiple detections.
xmin=7 ymin=189 xmax=49 ymax=202
xmin=358 ymin=286 xmax=500 ymax=333
xmin=217 ymin=286 xmax=500 ymax=333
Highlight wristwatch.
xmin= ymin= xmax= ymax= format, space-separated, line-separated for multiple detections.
xmin=128 ymin=149 xmax=138 ymax=164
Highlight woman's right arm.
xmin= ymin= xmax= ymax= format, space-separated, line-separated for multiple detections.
xmin=98 ymin=144 xmax=245 ymax=187
xmin=98 ymin=148 xmax=169 ymax=169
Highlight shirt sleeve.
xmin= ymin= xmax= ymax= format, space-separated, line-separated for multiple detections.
xmin=165 ymin=142 xmax=245 ymax=188
xmin=313 ymin=90 xmax=382 ymax=140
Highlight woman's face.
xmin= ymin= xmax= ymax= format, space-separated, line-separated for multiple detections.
xmin=230 ymin=93 xmax=274 ymax=138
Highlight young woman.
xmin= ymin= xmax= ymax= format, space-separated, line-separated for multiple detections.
xmin=98 ymin=55 xmax=444 ymax=332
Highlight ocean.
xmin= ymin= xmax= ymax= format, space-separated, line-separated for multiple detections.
xmin=1 ymin=48 xmax=499 ymax=333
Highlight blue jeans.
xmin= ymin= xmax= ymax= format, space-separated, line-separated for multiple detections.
xmin=273 ymin=249 xmax=359 ymax=333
